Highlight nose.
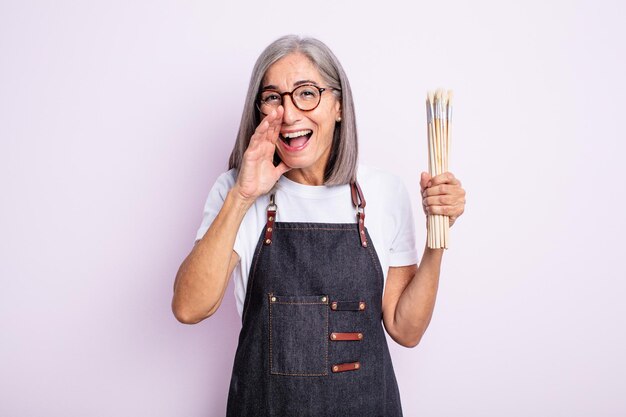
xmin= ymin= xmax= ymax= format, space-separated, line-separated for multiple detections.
xmin=281 ymin=93 xmax=302 ymax=125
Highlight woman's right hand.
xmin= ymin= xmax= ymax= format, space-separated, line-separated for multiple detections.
xmin=233 ymin=106 xmax=291 ymax=204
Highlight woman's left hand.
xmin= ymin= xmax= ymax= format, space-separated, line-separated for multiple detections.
xmin=420 ymin=171 xmax=466 ymax=227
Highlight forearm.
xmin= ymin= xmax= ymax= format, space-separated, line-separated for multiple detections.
xmin=172 ymin=188 xmax=252 ymax=323
xmin=393 ymin=243 xmax=444 ymax=346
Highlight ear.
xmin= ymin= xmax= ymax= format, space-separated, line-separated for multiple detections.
xmin=334 ymin=100 xmax=342 ymax=122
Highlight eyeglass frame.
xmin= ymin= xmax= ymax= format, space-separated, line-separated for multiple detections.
xmin=256 ymin=84 xmax=340 ymax=115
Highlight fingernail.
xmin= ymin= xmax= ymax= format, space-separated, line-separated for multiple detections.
xmin=427 ymin=181 xmax=432 ymax=187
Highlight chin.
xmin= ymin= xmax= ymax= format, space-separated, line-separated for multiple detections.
xmin=277 ymin=155 xmax=313 ymax=169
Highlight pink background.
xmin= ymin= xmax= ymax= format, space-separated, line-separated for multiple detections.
xmin=1 ymin=0 xmax=625 ymax=416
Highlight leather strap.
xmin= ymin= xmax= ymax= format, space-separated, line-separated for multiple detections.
xmin=350 ymin=182 xmax=368 ymax=248
xmin=350 ymin=181 xmax=366 ymax=209
xmin=330 ymin=301 xmax=366 ymax=311
xmin=264 ymin=194 xmax=277 ymax=245
xmin=330 ymin=332 xmax=363 ymax=341
xmin=332 ymin=362 xmax=361 ymax=373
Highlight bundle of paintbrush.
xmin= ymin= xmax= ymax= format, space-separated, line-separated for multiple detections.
xmin=426 ymin=90 xmax=452 ymax=249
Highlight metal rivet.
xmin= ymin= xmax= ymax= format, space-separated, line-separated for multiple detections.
xmin=357 ymin=333 xmax=363 ymax=339
xmin=331 ymin=333 xmax=337 ymax=340
xmin=331 ymin=302 xmax=337 ymax=310
xmin=271 ymin=296 xmax=276 ymax=302
xmin=354 ymin=363 xmax=360 ymax=369
xmin=333 ymin=365 xmax=339 ymax=372
xmin=321 ymin=296 xmax=327 ymax=302
xmin=362 ymin=242 xmax=367 ymax=247
xmin=268 ymin=216 xmax=274 ymax=221
xmin=266 ymin=227 xmax=272 ymax=232
xmin=265 ymin=239 xmax=271 ymax=244
xmin=359 ymin=302 xmax=365 ymax=310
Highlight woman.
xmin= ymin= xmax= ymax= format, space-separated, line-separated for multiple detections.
xmin=172 ymin=35 xmax=466 ymax=416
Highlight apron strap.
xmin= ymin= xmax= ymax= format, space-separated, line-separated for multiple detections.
xmin=350 ymin=182 xmax=368 ymax=248
xmin=350 ymin=181 xmax=366 ymax=209
xmin=265 ymin=183 xmax=368 ymax=248
xmin=264 ymin=193 xmax=277 ymax=246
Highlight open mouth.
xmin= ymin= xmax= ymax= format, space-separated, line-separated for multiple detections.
xmin=279 ymin=129 xmax=313 ymax=151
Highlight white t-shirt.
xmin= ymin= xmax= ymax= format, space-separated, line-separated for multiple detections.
xmin=195 ymin=165 xmax=419 ymax=318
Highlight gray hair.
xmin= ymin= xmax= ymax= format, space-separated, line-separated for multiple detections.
xmin=228 ymin=35 xmax=358 ymax=185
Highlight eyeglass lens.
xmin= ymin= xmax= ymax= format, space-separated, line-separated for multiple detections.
xmin=259 ymin=85 xmax=321 ymax=114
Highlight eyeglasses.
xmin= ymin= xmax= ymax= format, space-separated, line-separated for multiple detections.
xmin=257 ymin=84 xmax=338 ymax=115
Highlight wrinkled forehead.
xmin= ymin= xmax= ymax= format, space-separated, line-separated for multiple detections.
xmin=261 ymin=53 xmax=325 ymax=90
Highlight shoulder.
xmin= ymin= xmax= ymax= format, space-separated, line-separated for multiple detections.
xmin=214 ymin=169 xmax=238 ymax=189
xmin=357 ymin=165 xmax=407 ymax=200
xmin=198 ymin=169 xmax=240 ymax=215
xmin=194 ymin=169 xmax=240 ymax=243
xmin=205 ymin=169 xmax=238 ymax=200
xmin=356 ymin=165 xmax=418 ymax=266
xmin=357 ymin=164 xmax=414 ymax=224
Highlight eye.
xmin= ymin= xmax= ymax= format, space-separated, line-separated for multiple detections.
xmin=296 ymin=86 xmax=319 ymax=101
xmin=261 ymin=91 xmax=281 ymax=104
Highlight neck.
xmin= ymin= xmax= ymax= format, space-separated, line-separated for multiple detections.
xmin=284 ymin=167 xmax=325 ymax=186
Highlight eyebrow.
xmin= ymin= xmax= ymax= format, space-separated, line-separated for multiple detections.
xmin=261 ymin=79 xmax=320 ymax=91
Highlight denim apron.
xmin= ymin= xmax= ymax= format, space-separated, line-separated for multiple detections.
xmin=226 ymin=182 xmax=403 ymax=416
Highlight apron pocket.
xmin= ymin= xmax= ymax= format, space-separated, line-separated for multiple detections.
xmin=269 ymin=294 xmax=329 ymax=376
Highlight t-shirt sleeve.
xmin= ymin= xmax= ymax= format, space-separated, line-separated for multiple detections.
xmin=388 ymin=179 xmax=419 ymax=267
xmin=194 ymin=171 xmax=237 ymax=244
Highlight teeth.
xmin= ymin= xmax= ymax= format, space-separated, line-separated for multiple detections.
xmin=282 ymin=130 xmax=312 ymax=139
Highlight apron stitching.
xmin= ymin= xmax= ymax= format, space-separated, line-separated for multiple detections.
xmin=325 ymin=300 xmax=329 ymax=373
xmin=241 ymin=238 xmax=265 ymax=324
xmin=365 ymin=240 xmax=385 ymax=292
xmin=271 ymin=301 xmax=326 ymax=305
xmin=270 ymin=372 xmax=328 ymax=377
xmin=269 ymin=294 xmax=273 ymax=374
xmin=275 ymin=227 xmax=356 ymax=231
xmin=268 ymin=297 xmax=330 ymax=377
